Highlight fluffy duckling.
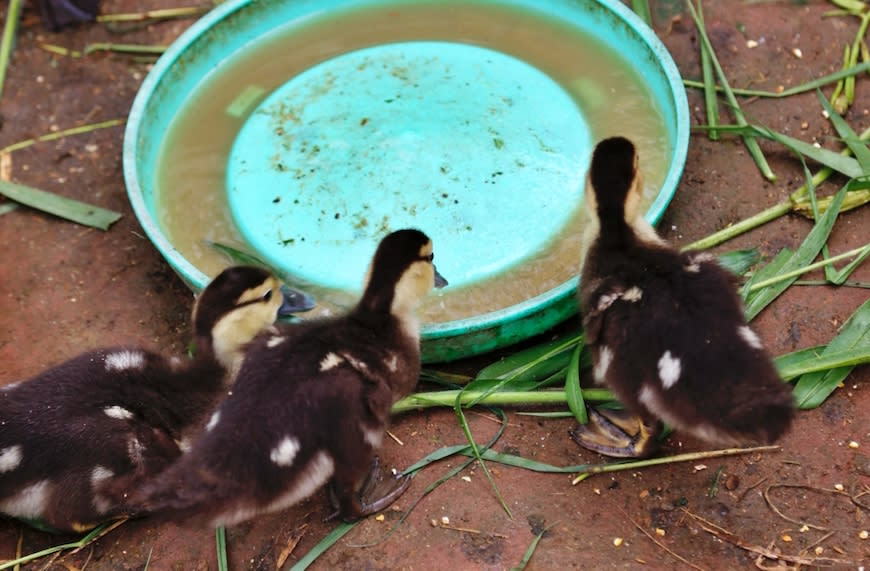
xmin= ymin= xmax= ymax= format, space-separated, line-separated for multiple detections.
xmin=122 ymin=229 xmax=447 ymax=527
xmin=0 ymin=266 xmax=314 ymax=532
xmin=570 ymin=137 xmax=795 ymax=458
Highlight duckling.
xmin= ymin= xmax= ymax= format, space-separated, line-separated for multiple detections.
xmin=121 ymin=228 xmax=447 ymax=527
xmin=0 ymin=265 xmax=314 ymax=532
xmin=569 ymin=137 xmax=795 ymax=458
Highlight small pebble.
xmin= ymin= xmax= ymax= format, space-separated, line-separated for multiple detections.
xmin=860 ymin=530 xmax=869 ymax=540
xmin=834 ymin=483 xmax=845 ymax=492
xmin=724 ymin=474 xmax=740 ymax=491
xmin=746 ymin=39 xmax=759 ymax=48
xmin=693 ymin=464 xmax=707 ymax=472
xmin=441 ymin=516 xmax=450 ymax=525
xmin=461 ymin=476 xmax=472 ymax=483
xmin=792 ymin=48 xmax=803 ymax=59
xmin=849 ymin=441 xmax=860 ymax=449
xmin=613 ymin=537 xmax=624 ymax=547
xmin=655 ymin=528 xmax=666 ymax=537
xmin=800 ymin=122 xmax=809 ymax=130
xmin=814 ymin=546 xmax=824 ymax=555
xmin=782 ymin=534 xmax=793 ymax=542
xmin=800 ymin=525 xmax=809 ymax=533
xmin=375 ymin=514 xmax=385 ymax=522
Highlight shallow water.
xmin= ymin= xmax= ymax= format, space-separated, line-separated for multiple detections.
xmin=156 ymin=2 xmax=670 ymax=323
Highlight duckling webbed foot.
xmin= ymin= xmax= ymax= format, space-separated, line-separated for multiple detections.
xmin=325 ymin=456 xmax=411 ymax=522
xmin=569 ymin=408 xmax=661 ymax=458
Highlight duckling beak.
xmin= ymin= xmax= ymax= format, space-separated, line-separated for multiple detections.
xmin=433 ymin=265 xmax=448 ymax=288
xmin=278 ymin=284 xmax=316 ymax=315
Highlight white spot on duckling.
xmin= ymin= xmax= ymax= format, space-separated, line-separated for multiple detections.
xmin=267 ymin=336 xmax=286 ymax=348
xmin=638 ymin=385 xmax=656 ymax=410
xmin=385 ymin=353 xmax=399 ymax=373
xmin=597 ymin=292 xmax=622 ymax=312
xmin=0 ymin=445 xmax=22 ymax=473
xmin=212 ymin=450 xmax=335 ymax=527
xmin=657 ymin=351 xmax=682 ymax=389
xmin=738 ymin=326 xmax=764 ymax=350
xmin=593 ymin=346 xmax=613 ymax=384
xmin=127 ymin=437 xmax=145 ymax=465
xmin=342 ymin=353 xmax=369 ymax=371
xmin=319 ymin=352 xmax=344 ymax=371
xmin=684 ymin=252 xmax=715 ymax=273
xmin=362 ymin=425 xmax=383 ymax=448
xmin=104 ymin=351 xmax=145 ymax=371
xmin=104 ymin=406 xmax=134 ymax=420
xmin=90 ymin=466 xmax=114 ymax=514
xmin=91 ymin=465 xmax=113 ymax=484
xmin=206 ymin=411 xmax=221 ymax=432
xmin=270 ymin=436 xmax=301 ymax=467
xmin=0 ymin=480 xmax=51 ymax=518
xmin=622 ymin=286 xmax=643 ymax=302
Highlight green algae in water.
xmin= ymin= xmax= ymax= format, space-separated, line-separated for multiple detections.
xmin=155 ymin=2 xmax=671 ymax=323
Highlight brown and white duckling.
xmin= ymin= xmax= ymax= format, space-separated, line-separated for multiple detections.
xmin=0 ymin=266 xmax=313 ymax=532
xmin=122 ymin=228 xmax=447 ymax=527
xmin=570 ymin=137 xmax=795 ymax=458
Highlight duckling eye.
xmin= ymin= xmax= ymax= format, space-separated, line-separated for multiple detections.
xmin=424 ymin=253 xmax=434 ymax=263
xmin=261 ymin=289 xmax=273 ymax=302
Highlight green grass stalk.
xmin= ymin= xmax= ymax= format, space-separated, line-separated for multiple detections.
xmin=686 ymin=0 xmax=776 ymax=181
xmin=392 ymin=388 xmax=615 ymax=414
xmin=0 ymin=0 xmax=22 ymax=104
xmin=0 ymin=118 xmax=125 ymax=154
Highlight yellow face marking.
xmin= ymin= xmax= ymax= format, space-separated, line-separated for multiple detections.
xmin=211 ymin=276 xmax=285 ymax=369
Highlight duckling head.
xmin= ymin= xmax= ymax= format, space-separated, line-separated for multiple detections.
xmin=359 ymin=229 xmax=447 ymax=319
xmin=193 ymin=266 xmax=302 ymax=369
xmin=587 ymin=136 xmax=645 ymax=226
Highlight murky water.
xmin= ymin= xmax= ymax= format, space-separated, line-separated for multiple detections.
xmin=156 ymin=2 xmax=670 ymax=322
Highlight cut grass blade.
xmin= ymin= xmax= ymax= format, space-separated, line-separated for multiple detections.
xmin=83 ymin=43 xmax=168 ymax=56
xmin=0 ymin=180 xmax=122 ymax=230
xmin=686 ymin=122 xmax=870 ymax=251
xmin=745 ymin=243 xmax=870 ymax=292
xmin=716 ymin=248 xmax=761 ymax=275
xmin=287 ymin=522 xmax=356 ymax=571
xmin=216 ymin=527 xmax=228 ymax=571
xmin=565 ymin=345 xmax=587 ymax=424
xmin=630 ymin=0 xmax=652 ymax=27
xmin=792 ymin=298 xmax=870 ymax=408
xmin=468 ymin=332 xmax=583 ymax=407
xmin=359 ymin=409 xmax=510 ymax=550
xmin=570 ymin=445 xmax=780 ymax=483
xmin=686 ymin=0 xmax=776 ymax=181
xmin=0 ymin=0 xmax=22 ymax=104
xmin=816 ymin=89 xmax=870 ymax=171
xmin=683 ymin=61 xmax=870 ymax=98
xmin=453 ymin=392 xmax=513 ymax=518
xmin=0 ymin=521 xmax=119 ymax=570
xmin=392 ymin=388 xmax=615 ymax=414
xmin=742 ymin=184 xmax=848 ymax=320
xmin=96 ymin=5 xmax=209 ymax=22
xmin=697 ymin=0 xmax=719 ymax=140
xmin=510 ymin=529 xmax=547 ymax=571
xmin=0 ymin=118 xmax=125 ymax=154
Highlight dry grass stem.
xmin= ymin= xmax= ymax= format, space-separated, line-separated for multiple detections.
xmin=762 ymin=484 xmax=870 ymax=531
xmin=623 ymin=510 xmax=707 ymax=571
xmin=386 ymin=430 xmax=404 ymax=446
xmin=276 ymin=525 xmax=308 ymax=570
xmin=682 ymin=509 xmax=854 ymax=567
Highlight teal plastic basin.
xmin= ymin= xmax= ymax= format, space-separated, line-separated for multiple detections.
xmin=124 ymin=0 xmax=689 ymax=363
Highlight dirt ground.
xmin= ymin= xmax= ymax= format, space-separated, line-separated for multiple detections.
xmin=0 ymin=0 xmax=869 ymax=569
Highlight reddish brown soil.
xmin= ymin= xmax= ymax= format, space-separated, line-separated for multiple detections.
xmin=0 ymin=0 xmax=868 ymax=569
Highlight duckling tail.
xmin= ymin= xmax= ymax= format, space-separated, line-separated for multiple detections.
xmin=724 ymin=389 xmax=796 ymax=445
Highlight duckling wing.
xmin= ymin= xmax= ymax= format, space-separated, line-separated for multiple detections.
xmin=125 ymin=356 xmax=389 ymax=527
